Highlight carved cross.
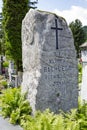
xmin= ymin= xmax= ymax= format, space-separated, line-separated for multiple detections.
xmin=51 ymin=19 xmax=63 ymax=49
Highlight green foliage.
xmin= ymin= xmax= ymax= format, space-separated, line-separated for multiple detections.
xmin=3 ymin=61 xmax=9 ymax=67
xmin=78 ymin=63 xmax=82 ymax=83
xmin=21 ymin=101 xmax=87 ymax=130
xmin=22 ymin=109 xmax=80 ymax=130
xmin=1 ymin=80 xmax=8 ymax=89
xmin=1 ymin=88 xmax=32 ymax=124
xmin=78 ymin=63 xmax=82 ymax=73
xmin=2 ymin=88 xmax=87 ymax=130
xmin=0 ymin=12 xmax=5 ymax=54
xmin=69 ymin=19 xmax=86 ymax=58
xmin=22 ymin=104 xmax=87 ymax=130
xmin=77 ymin=101 xmax=87 ymax=129
xmin=0 ymin=12 xmax=3 ymax=39
xmin=2 ymin=0 xmax=29 ymax=71
xmin=83 ymin=26 xmax=87 ymax=40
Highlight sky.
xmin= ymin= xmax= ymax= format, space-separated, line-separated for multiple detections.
xmin=0 ymin=0 xmax=87 ymax=26
xmin=37 ymin=0 xmax=87 ymax=26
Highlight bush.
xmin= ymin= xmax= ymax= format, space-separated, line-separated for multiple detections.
xmin=78 ymin=63 xmax=82 ymax=83
xmin=3 ymin=61 xmax=9 ymax=68
xmin=2 ymin=87 xmax=87 ymax=130
xmin=22 ymin=109 xmax=80 ymax=130
xmin=1 ymin=88 xmax=32 ymax=124
xmin=22 ymin=101 xmax=87 ymax=130
xmin=77 ymin=101 xmax=87 ymax=129
xmin=1 ymin=80 xmax=8 ymax=89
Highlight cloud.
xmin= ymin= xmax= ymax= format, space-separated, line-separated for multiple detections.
xmin=0 ymin=1 xmax=2 ymax=12
xmin=53 ymin=6 xmax=87 ymax=26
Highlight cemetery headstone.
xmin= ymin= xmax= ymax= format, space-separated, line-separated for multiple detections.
xmin=11 ymin=75 xmax=18 ymax=87
xmin=8 ymin=61 xmax=14 ymax=82
xmin=18 ymin=71 xmax=23 ymax=86
xmin=22 ymin=9 xmax=78 ymax=114
xmin=8 ymin=61 xmax=17 ymax=87
xmin=80 ymin=42 xmax=87 ymax=101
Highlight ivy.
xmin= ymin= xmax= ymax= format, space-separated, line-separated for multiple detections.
xmin=2 ymin=0 xmax=29 ymax=71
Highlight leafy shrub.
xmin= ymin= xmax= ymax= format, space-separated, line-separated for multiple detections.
xmin=1 ymin=88 xmax=32 ymax=124
xmin=0 ymin=84 xmax=4 ymax=93
xmin=78 ymin=63 xmax=82 ymax=83
xmin=22 ymin=102 xmax=87 ymax=130
xmin=77 ymin=101 xmax=87 ymax=129
xmin=3 ymin=61 xmax=9 ymax=68
xmin=1 ymin=80 xmax=8 ymax=89
xmin=22 ymin=109 xmax=80 ymax=130
xmin=2 ymin=87 xmax=87 ymax=130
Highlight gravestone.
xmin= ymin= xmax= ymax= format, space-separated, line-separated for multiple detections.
xmin=22 ymin=9 xmax=78 ymax=114
xmin=8 ymin=61 xmax=17 ymax=87
xmin=8 ymin=61 xmax=15 ymax=82
xmin=18 ymin=71 xmax=23 ymax=86
xmin=80 ymin=42 xmax=87 ymax=101
xmin=11 ymin=75 xmax=18 ymax=87
xmin=8 ymin=61 xmax=22 ymax=87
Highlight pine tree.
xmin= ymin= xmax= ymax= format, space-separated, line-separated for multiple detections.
xmin=0 ymin=12 xmax=2 ymax=39
xmin=69 ymin=19 xmax=86 ymax=58
xmin=83 ymin=26 xmax=87 ymax=40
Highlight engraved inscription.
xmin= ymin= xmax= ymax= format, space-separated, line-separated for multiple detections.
xmin=42 ymin=57 xmax=75 ymax=87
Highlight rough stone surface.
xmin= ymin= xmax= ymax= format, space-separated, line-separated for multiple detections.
xmin=22 ymin=9 xmax=78 ymax=114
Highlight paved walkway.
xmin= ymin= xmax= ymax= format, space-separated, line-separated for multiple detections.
xmin=0 ymin=115 xmax=23 ymax=130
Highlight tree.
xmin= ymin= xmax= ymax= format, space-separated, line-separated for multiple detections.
xmin=0 ymin=12 xmax=3 ymax=53
xmin=0 ymin=12 xmax=3 ymax=39
xmin=0 ymin=12 xmax=5 ymax=54
xmin=2 ymin=0 xmax=29 ymax=71
xmin=83 ymin=26 xmax=87 ymax=40
xmin=69 ymin=19 xmax=86 ymax=58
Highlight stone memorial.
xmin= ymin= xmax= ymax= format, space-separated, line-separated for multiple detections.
xmin=11 ymin=75 xmax=18 ymax=87
xmin=18 ymin=71 xmax=23 ymax=86
xmin=8 ymin=61 xmax=22 ymax=87
xmin=8 ymin=61 xmax=15 ymax=82
xmin=22 ymin=9 xmax=78 ymax=114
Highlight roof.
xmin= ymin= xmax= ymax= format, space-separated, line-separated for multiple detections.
xmin=80 ymin=42 xmax=87 ymax=48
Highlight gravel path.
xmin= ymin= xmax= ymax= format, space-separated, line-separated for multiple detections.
xmin=0 ymin=116 xmax=23 ymax=130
